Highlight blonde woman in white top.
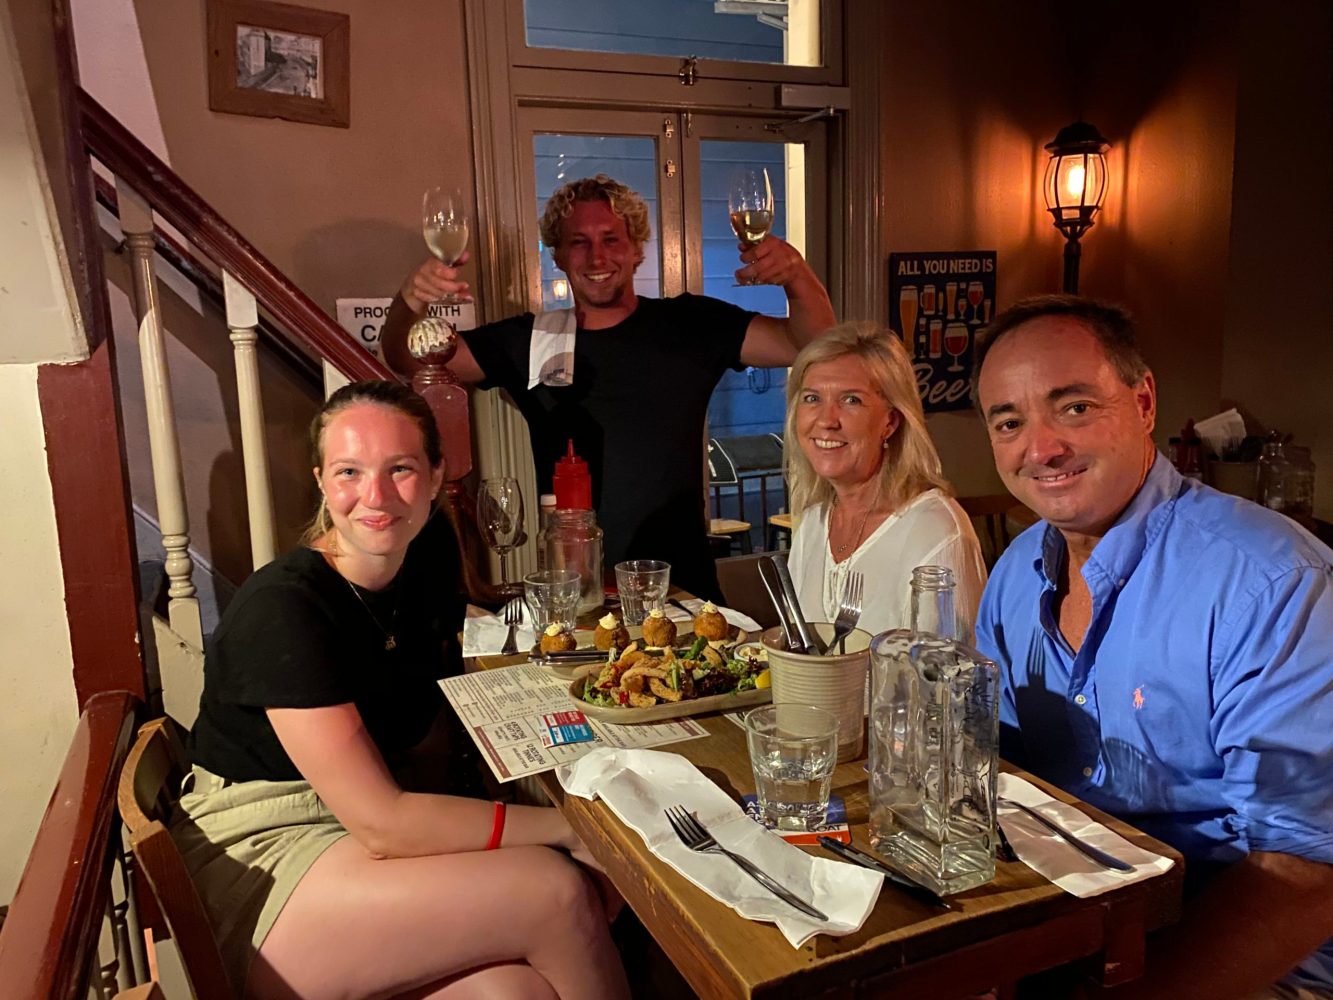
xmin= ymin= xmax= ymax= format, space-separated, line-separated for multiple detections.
xmin=785 ymin=323 xmax=987 ymax=641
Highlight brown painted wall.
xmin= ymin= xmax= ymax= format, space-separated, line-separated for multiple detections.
xmin=1074 ymin=3 xmax=1239 ymax=455
xmin=133 ymin=0 xmax=473 ymax=312
xmin=879 ymin=1 xmax=1068 ymax=498
xmin=1221 ymin=0 xmax=1333 ymax=519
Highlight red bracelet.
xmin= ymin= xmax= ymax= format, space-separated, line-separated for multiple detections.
xmin=485 ymin=801 xmax=506 ymax=851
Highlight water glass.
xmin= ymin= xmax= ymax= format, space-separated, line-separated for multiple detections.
xmin=613 ymin=559 xmax=670 ymax=625
xmin=743 ymin=704 xmax=839 ymax=832
xmin=523 ymin=569 xmax=580 ymax=633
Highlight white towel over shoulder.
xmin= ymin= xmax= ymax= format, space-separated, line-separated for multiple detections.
xmin=528 ymin=308 xmax=577 ymax=389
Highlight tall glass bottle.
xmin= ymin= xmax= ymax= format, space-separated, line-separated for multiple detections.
xmin=868 ymin=565 xmax=999 ymax=896
xmin=910 ymin=565 xmax=957 ymax=640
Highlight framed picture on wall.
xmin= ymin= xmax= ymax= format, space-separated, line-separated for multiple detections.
xmin=207 ymin=0 xmax=350 ymax=128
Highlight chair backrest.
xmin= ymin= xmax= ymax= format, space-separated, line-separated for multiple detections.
xmin=956 ymin=493 xmax=1031 ymax=570
xmin=716 ymin=551 xmax=781 ymax=630
xmin=117 ymin=718 xmax=235 ymax=1000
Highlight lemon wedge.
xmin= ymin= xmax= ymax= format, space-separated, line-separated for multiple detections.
xmin=755 ymin=668 xmax=771 ymax=690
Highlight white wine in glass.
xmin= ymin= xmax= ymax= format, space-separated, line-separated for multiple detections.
xmin=422 ymin=185 xmax=469 ymax=304
xmin=728 ymin=167 xmax=774 ymax=285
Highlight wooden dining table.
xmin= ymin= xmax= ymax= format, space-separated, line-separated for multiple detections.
xmin=468 ymin=613 xmax=1184 ymax=1000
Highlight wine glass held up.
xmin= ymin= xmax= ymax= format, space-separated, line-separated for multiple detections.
xmin=478 ymin=476 xmax=525 ymax=599
xmin=728 ymin=167 xmax=774 ymax=286
xmin=422 ymin=185 xmax=470 ymax=305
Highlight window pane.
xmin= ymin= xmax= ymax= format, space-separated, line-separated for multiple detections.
xmin=531 ymin=134 xmax=661 ymax=310
xmin=524 ymin=0 xmax=820 ymax=68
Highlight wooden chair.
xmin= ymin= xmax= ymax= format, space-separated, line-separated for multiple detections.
xmin=117 ymin=718 xmax=234 ymax=1000
xmin=715 ymin=551 xmax=781 ymax=630
xmin=957 ymin=493 xmax=1034 ymax=570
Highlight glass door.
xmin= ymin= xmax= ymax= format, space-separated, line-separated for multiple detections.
xmin=513 ymin=106 xmax=683 ymax=311
xmin=682 ymin=114 xmax=828 ymax=440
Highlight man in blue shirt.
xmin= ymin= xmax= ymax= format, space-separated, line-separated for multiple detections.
xmin=973 ymin=295 xmax=1333 ymax=999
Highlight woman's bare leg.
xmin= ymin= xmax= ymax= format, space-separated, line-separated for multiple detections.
xmin=247 ymin=837 xmax=629 ymax=1000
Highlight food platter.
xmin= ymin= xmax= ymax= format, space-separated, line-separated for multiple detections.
xmin=564 ymin=626 xmax=767 ymax=723
xmin=567 ymin=667 xmax=771 ymax=724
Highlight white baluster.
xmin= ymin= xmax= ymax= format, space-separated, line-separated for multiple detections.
xmin=115 ymin=179 xmax=202 ymax=650
xmin=223 ymin=271 xmax=277 ymax=568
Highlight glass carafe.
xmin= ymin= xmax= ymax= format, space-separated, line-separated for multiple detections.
xmin=541 ymin=509 xmax=604 ymax=613
xmin=868 ymin=631 xmax=999 ymax=895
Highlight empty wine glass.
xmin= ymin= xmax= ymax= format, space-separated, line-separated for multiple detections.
xmin=728 ymin=167 xmax=774 ymax=286
xmin=478 ymin=477 xmax=524 ymax=598
xmin=422 ymin=185 xmax=469 ymax=305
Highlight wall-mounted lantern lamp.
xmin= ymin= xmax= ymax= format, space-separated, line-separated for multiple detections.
xmin=1043 ymin=120 xmax=1110 ymax=294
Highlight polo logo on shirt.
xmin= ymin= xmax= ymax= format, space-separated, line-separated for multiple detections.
xmin=1133 ymin=686 xmax=1146 ymax=710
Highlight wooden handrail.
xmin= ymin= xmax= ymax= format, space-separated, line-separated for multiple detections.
xmin=0 ymin=690 xmax=139 ymax=1000
xmin=92 ymin=173 xmax=322 ymax=386
xmin=76 ymin=88 xmax=391 ymax=384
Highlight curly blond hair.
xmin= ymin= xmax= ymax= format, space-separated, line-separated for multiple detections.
xmin=538 ymin=175 xmax=652 ymax=250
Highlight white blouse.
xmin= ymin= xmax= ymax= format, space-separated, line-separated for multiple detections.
xmin=787 ymin=489 xmax=988 ymax=645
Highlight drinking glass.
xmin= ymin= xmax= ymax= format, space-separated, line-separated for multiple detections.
xmin=478 ymin=477 xmax=524 ymax=598
xmin=744 ymin=704 xmax=840 ymax=831
xmin=523 ymin=569 xmax=581 ymax=633
xmin=728 ymin=167 xmax=774 ymax=285
xmin=422 ymin=185 xmax=469 ymax=304
xmin=613 ymin=559 xmax=670 ymax=625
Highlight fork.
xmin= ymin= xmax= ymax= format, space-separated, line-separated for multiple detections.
xmin=499 ymin=598 xmax=523 ymax=656
xmin=828 ymin=571 xmax=864 ymax=655
xmin=663 ymin=806 xmax=828 ymax=920
xmin=998 ymin=797 xmax=1134 ymax=872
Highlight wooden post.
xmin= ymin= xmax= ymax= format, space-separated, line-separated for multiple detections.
xmin=114 ymin=179 xmax=202 ymax=650
xmin=222 ymin=270 xmax=277 ymax=568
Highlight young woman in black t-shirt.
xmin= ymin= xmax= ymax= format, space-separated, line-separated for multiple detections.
xmin=177 ymin=381 xmax=629 ymax=1000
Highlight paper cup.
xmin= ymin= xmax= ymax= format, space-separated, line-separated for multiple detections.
xmin=761 ymin=623 xmax=873 ymax=762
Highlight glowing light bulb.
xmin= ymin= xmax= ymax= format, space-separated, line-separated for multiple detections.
xmin=552 ymin=278 xmax=570 ymax=300
xmin=1064 ymin=162 xmax=1086 ymax=199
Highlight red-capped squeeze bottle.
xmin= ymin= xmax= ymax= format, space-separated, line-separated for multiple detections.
xmin=552 ymin=439 xmax=593 ymax=510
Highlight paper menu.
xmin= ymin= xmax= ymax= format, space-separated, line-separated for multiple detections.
xmin=440 ymin=664 xmax=707 ymax=782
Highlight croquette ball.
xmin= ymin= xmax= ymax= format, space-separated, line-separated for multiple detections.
xmin=539 ymin=624 xmax=578 ymax=654
xmin=641 ymin=609 xmax=677 ymax=648
xmin=593 ymin=612 xmax=631 ymax=651
xmin=692 ymin=601 xmax=730 ymax=641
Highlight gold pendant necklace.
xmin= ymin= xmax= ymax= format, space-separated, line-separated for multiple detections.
xmin=831 ymin=495 xmax=872 ymax=557
xmin=345 ymin=578 xmax=398 ymax=651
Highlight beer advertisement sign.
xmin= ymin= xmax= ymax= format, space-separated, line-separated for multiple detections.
xmin=888 ymin=251 xmax=996 ymax=413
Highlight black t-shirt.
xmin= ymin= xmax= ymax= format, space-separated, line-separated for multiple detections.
xmin=461 ymin=293 xmax=754 ymax=598
xmin=189 ymin=510 xmax=466 ymax=782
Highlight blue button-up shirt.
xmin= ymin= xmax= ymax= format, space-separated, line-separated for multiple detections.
xmin=977 ymin=454 xmax=1333 ymax=989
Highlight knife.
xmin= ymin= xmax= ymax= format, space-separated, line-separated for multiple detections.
xmin=816 ymin=837 xmax=950 ymax=906
xmin=998 ymin=797 xmax=1135 ymax=872
xmin=770 ymin=554 xmax=823 ymax=654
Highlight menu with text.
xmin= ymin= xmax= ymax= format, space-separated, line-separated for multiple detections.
xmin=440 ymin=665 xmax=707 ymax=782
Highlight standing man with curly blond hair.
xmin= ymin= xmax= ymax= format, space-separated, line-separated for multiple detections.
xmin=382 ymin=174 xmax=834 ymax=598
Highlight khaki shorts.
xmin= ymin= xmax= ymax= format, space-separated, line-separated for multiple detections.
xmin=169 ymin=765 xmax=348 ymax=996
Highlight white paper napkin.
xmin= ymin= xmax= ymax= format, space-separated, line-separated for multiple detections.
xmin=462 ymin=603 xmax=537 ymax=657
xmin=665 ymin=599 xmax=762 ymax=634
xmin=998 ymin=773 xmax=1175 ymax=897
xmin=559 ymin=747 xmax=882 ymax=946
